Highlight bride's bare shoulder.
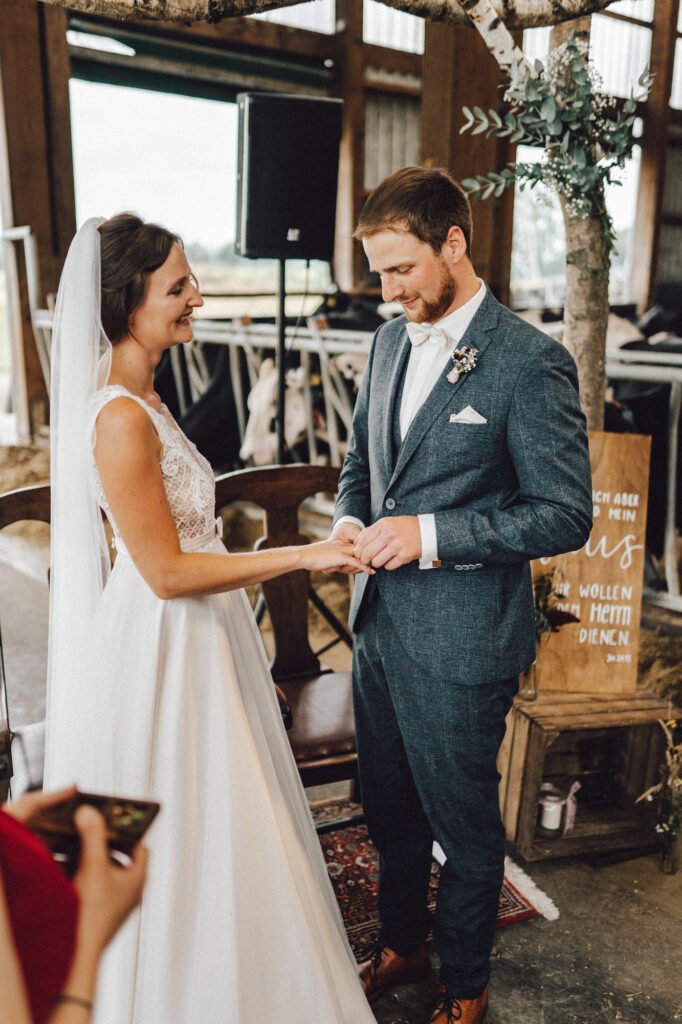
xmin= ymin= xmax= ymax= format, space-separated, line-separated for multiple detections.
xmin=94 ymin=395 xmax=158 ymax=454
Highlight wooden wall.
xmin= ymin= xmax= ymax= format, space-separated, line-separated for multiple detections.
xmin=421 ymin=20 xmax=516 ymax=303
xmin=0 ymin=0 xmax=75 ymax=433
xmin=631 ymin=0 xmax=681 ymax=310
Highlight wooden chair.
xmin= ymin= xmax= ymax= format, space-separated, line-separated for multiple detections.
xmin=0 ymin=484 xmax=51 ymax=800
xmin=214 ymin=463 xmax=359 ymax=793
xmin=0 ymin=484 xmax=51 ymax=532
xmin=0 ymin=476 xmax=360 ymax=802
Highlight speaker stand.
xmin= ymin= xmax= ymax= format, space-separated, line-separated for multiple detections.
xmin=272 ymin=259 xmax=351 ymax=652
xmin=276 ymin=258 xmax=287 ymax=465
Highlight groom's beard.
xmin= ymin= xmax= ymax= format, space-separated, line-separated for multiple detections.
xmin=412 ymin=259 xmax=457 ymax=323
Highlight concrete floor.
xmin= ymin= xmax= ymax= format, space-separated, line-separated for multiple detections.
xmin=2 ymin=530 xmax=681 ymax=1024
xmin=368 ymin=851 xmax=682 ymax=1024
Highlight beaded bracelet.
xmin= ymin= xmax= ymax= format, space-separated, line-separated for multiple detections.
xmin=55 ymin=994 xmax=94 ymax=1013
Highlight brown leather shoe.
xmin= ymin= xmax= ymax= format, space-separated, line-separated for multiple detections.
xmin=358 ymin=941 xmax=431 ymax=1003
xmin=428 ymin=985 xmax=489 ymax=1023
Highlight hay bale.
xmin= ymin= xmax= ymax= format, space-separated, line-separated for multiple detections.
xmin=0 ymin=445 xmax=49 ymax=494
xmin=638 ymin=627 xmax=682 ymax=708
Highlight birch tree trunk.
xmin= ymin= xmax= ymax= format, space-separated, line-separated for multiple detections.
xmin=36 ymin=0 xmax=619 ymax=27
xmin=560 ymin=198 xmax=609 ymax=430
xmin=551 ymin=17 xmax=608 ymax=431
xmin=460 ymin=5 xmax=608 ymax=428
xmin=459 ymin=0 xmax=527 ymax=74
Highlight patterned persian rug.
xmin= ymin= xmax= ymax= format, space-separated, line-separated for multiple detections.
xmin=312 ymin=799 xmax=554 ymax=963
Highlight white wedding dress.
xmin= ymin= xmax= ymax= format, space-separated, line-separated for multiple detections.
xmin=70 ymin=385 xmax=375 ymax=1024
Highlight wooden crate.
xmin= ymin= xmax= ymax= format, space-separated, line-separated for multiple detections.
xmin=498 ymin=690 xmax=680 ymax=861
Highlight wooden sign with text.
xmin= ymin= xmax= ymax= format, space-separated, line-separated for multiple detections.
xmin=533 ymin=432 xmax=651 ymax=695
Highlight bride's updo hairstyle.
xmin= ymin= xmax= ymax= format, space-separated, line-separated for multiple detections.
xmin=98 ymin=213 xmax=181 ymax=343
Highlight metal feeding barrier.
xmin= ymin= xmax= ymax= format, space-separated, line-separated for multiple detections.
xmin=605 ymin=346 xmax=682 ymax=613
xmin=189 ymin=317 xmax=372 ymax=470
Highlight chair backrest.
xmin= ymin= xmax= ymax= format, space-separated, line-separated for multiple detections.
xmin=0 ymin=471 xmax=342 ymax=684
xmin=0 ymin=484 xmax=51 ymax=530
xmin=0 ymin=484 xmax=51 ymax=799
xmin=214 ymin=463 xmax=341 ymax=682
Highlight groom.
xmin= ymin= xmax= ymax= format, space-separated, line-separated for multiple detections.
xmin=332 ymin=167 xmax=592 ymax=1024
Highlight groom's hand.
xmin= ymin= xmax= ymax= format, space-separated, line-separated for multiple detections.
xmin=354 ymin=516 xmax=421 ymax=570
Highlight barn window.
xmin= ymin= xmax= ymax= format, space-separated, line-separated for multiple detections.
xmin=67 ymin=19 xmax=332 ymax=319
xmin=363 ymin=0 xmax=425 ymax=54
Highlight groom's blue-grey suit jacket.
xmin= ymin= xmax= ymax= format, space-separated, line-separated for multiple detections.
xmin=334 ymin=287 xmax=593 ymax=684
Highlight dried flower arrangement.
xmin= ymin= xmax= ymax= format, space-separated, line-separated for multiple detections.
xmin=520 ymin=568 xmax=580 ymax=701
xmin=637 ymin=718 xmax=682 ymax=874
xmin=533 ymin=569 xmax=580 ymax=644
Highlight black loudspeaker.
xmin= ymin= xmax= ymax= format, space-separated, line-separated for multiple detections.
xmin=236 ymin=93 xmax=343 ymax=261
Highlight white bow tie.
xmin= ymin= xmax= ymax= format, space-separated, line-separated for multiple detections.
xmin=405 ymin=322 xmax=453 ymax=348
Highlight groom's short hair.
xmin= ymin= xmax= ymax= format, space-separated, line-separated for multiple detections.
xmin=354 ymin=166 xmax=473 ymax=256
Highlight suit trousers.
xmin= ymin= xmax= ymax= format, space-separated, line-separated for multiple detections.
xmin=352 ymin=586 xmax=517 ymax=999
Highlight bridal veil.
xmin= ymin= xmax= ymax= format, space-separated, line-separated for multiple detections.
xmin=44 ymin=217 xmax=112 ymax=785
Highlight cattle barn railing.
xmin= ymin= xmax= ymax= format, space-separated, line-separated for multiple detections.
xmin=189 ymin=317 xmax=373 ymax=469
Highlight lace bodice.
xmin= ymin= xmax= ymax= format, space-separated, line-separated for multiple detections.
xmin=91 ymin=385 xmax=217 ymax=547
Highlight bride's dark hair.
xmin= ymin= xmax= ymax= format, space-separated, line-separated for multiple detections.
xmin=98 ymin=213 xmax=181 ymax=343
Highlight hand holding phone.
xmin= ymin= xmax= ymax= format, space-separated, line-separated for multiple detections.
xmin=70 ymin=804 xmax=149 ymax=955
xmin=28 ymin=790 xmax=160 ymax=877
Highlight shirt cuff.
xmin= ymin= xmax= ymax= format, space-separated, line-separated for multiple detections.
xmin=418 ymin=514 xmax=439 ymax=570
xmin=333 ymin=515 xmax=365 ymax=535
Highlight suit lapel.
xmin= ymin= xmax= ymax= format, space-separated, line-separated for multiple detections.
xmin=389 ymin=287 xmax=502 ymax=488
xmin=380 ymin=329 xmax=411 ymax=483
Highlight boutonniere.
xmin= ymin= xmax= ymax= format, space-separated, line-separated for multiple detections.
xmin=447 ymin=345 xmax=478 ymax=384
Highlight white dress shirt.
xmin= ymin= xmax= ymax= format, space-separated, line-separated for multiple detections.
xmin=337 ymin=280 xmax=486 ymax=569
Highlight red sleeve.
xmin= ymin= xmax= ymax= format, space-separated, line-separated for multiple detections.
xmin=0 ymin=809 xmax=79 ymax=1024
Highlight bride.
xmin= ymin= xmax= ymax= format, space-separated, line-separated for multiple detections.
xmin=45 ymin=214 xmax=377 ymax=1023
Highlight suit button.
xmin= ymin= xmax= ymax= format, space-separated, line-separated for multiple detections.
xmin=385 ymin=498 xmax=396 ymax=510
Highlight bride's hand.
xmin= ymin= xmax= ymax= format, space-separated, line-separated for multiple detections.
xmin=299 ymin=538 xmax=374 ymax=575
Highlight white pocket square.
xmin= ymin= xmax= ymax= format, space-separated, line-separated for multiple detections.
xmin=450 ymin=406 xmax=488 ymax=425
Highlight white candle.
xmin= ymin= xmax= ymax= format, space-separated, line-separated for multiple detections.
xmin=540 ymin=794 xmax=563 ymax=831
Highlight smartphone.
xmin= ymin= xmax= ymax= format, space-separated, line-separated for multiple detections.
xmin=29 ymin=790 xmax=160 ymax=877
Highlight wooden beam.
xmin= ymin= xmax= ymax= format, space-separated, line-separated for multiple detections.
xmin=660 ymin=212 xmax=682 ymax=227
xmin=36 ymin=0 xmax=628 ymax=31
xmin=420 ymin=23 xmax=456 ymax=166
xmin=362 ymin=76 xmax=421 ymax=97
xmin=73 ymin=10 xmax=336 ymax=60
xmin=420 ymin=19 xmax=515 ymax=302
xmin=598 ymin=8 xmax=654 ymax=27
xmin=0 ymin=1 xmax=76 ymax=434
xmin=73 ymin=11 xmax=424 ymax=79
xmin=486 ymin=125 xmax=517 ymax=307
xmin=630 ymin=0 xmax=680 ymax=311
xmin=0 ymin=3 xmax=76 ymax=286
xmin=332 ymin=0 xmax=365 ymax=291
xmin=0 ymin=109 xmax=30 ymax=441
xmin=42 ymin=5 xmax=78 ymax=263
xmin=363 ymin=41 xmax=422 ymax=77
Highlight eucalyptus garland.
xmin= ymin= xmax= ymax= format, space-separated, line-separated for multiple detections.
xmin=460 ymin=34 xmax=652 ymax=252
